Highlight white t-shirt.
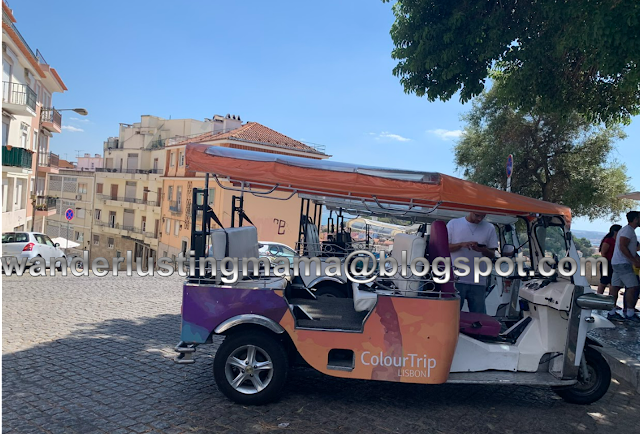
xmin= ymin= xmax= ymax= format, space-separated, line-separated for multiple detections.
xmin=611 ymin=225 xmax=639 ymax=265
xmin=446 ymin=217 xmax=499 ymax=286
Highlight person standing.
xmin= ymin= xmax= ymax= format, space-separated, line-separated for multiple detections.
xmin=608 ymin=211 xmax=640 ymax=322
xmin=597 ymin=224 xmax=622 ymax=295
xmin=447 ymin=212 xmax=499 ymax=313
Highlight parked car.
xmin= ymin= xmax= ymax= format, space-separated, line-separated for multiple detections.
xmin=258 ymin=241 xmax=298 ymax=267
xmin=1 ymin=232 xmax=66 ymax=271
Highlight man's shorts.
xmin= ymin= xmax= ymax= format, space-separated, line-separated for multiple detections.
xmin=612 ymin=263 xmax=640 ymax=288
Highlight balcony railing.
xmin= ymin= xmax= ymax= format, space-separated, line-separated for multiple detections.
xmin=2 ymin=146 xmax=33 ymax=169
xmin=96 ymin=168 xmax=163 ymax=174
xmin=169 ymin=201 xmax=182 ymax=213
xmin=95 ymin=221 xmax=154 ymax=237
xmin=3 ymin=9 xmax=38 ymax=62
xmin=2 ymin=81 xmax=37 ymax=112
xmin=35 ymin=196 xmax=58 ymax=211
xmin=47 ymin=152 xmax=59 ymax=167
xmin=97 ymin=194 xmax=159 ymax=207
xmin=41 ymin=108 xmax=62 ymax=131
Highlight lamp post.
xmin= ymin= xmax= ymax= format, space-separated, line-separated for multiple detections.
xmin=31 ymin=107 xmax=88 ymax=232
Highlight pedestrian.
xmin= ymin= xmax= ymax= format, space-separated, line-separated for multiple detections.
xmin=607 ymin=211 xmax=640 ymax=322
xmin=447 ymin=212 xmax=498 ymax=314
xmin=597 ymin=224 xmax=622 ymax=295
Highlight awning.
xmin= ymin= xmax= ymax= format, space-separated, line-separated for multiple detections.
xmin=619 ymin=192 xmax=640 ymax=200
xmin=185 ymin=144 xmax=573 ymax=226
xmin=51 ymin=237 xmax=80 ymax=249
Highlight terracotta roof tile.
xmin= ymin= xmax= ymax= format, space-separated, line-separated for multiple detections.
xmin=177 ymin=122 xmax=326 ymax=155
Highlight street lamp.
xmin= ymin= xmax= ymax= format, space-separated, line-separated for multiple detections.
xmin=31 ymin=107 xmax=89 ymax=232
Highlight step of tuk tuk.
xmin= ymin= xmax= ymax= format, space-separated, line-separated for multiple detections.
xmin=446 ymin=371 xmax=576 ymax=386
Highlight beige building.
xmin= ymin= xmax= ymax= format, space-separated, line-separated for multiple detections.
xmin=159 ymin=119 xmax=329 ymax=259
xmin=44 ymin=169 xmax=96 ymax=255
xmin=2 ymin=1 xmax=68 ymax=232
xmin=92 ymin=115 xmax=220 ymax=267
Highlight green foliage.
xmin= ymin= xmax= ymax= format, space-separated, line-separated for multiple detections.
xmin=573 ymin=237 xmax=593 ymax=257
xmin=384 ymin=0 xmax=640 ymax=125
xmin=454 ymin=86 xmax=634 ymax=221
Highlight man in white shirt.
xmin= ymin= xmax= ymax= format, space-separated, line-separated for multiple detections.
xmin=447 ymin=212 xmax=499 ymax=313
xmin=608 ymin=210 xmax=640 ymax=322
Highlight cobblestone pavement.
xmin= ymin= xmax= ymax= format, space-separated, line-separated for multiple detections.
xmin=3 ymin=274 xmax=640 ymax=434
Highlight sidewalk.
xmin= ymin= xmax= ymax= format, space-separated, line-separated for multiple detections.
xmin=588 ymin=289 xmax=640 ymax=393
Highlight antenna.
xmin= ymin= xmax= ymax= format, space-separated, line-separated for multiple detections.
xmin=75 ymin=150 xmax=84 ymax=160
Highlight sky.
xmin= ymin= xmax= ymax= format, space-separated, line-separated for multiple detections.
xmin=10 ymin=0 xmax=640 ymax=234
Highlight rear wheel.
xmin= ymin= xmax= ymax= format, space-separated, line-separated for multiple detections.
xmin=313 ymin=285 xmax=346 ymax=298
xmin=213 ymin=330 xmax=289 ymax=405
xmin=552 ymin=347 xmax=611 ymax=404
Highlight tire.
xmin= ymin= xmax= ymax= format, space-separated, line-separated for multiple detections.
xmin=213 ymin=330 xmax=289 ymax=405
xmin=313 ymin=285 xmax=346 ymax=298
xmin=552 ymin=347 xmax=611 ymax=404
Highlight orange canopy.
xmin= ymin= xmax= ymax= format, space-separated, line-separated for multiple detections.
xmin=185 ymin=144 xmax=572 ymax=227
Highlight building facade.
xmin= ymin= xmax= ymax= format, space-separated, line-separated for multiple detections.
xmin=76 ymin=153 xmax=102 ymax=171
xmin=159 ymin=119 xmax=329 ymax=259
xmin=2 ymin=1 xmax=68 ymax=233
xmin=45 ymin=169 xmax=96 ymax=256
xmin=91 ymin=115 xmax=219 ymax=267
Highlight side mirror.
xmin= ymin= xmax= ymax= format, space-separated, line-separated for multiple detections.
xmin=501 ymin=244 xmax=516 ymax=257
xmin=54 ymin=243 xmax=60 ymax=248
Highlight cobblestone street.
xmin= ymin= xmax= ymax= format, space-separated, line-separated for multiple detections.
xmin=3 ymin=273 xmax=640 ymax=434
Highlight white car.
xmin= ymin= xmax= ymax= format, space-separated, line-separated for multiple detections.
xmin=259 ymin=241 xmax=298 ymax=267
xmin=1 ymin=232 xmax=66 ymax=271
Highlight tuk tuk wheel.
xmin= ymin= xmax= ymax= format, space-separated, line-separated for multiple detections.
xmin=552 ymin=347 xmax=611 ymax=405
xmin=213 ymin=330 xmax=289 ymax=405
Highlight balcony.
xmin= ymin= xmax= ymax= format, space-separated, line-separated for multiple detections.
xmin=41 ymin=108 xmax=62 ymax=133
xmin=35 ymin=196 xmax=58 ymax=217
xmin=37 ymin=152 xmax=59 ymax=174
xmin=169 ymin=201 xmax=182 ymax=214
xmin=96 ymin=168 xmax=162 ymax=174
xmin=2 ymin=82 xmax=37 ymax=116
xmin=97 ymin=194 xmax=160 ymax=209
xmin=2 ymin=146 xmax=33 ymax=170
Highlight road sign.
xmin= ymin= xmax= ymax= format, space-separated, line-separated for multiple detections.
xmin=65 ymin=208 xmax=74 ymax=221
xmin=506 ymin=154 xmax=513 ymax=178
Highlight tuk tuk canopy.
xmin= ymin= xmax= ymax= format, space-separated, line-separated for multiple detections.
xmin=185 ymin=144 xmax=573 ymax=227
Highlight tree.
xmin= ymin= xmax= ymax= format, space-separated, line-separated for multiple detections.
xmin=573 ymin=237 xmax=593 ymax=257
xmin=384 ymin=0 xmax=640 ymax=125
xmin=454 ymin=87 xmax=633 ymax=221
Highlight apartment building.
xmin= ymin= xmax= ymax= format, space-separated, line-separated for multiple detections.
xmin=76 ymin=153 xmax=102 ymax=171
xmin=92 ymin=115 xmax=218 ymax=267
xmin=2 ymin=1 xmax=68 ymax=232
xmin=44 ymin=169 xmax=95 ymax=255
xmin=160 ymin=117 xmax=330 ymax=259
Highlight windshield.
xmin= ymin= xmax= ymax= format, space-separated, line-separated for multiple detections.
xmin=535 ymin=224 xmax=568 ymax=259
xmin=2 ymin=233 xmax=29 ymax=243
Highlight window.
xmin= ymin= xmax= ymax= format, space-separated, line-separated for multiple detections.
xmin=177 ymin=186 xmax=182 ymax=208
xmin=32 ymin=130 xmax=38 ymax=152
xmin=75 ymin=231 xmax=84 ymax=242
xmin=78 ymin=183 xmax=87 ymax=194
xmin=174 ymin=220 xmax=180 ymax=236
xmin=166 ymin=218 xmax=170 ymax=234
xmin=168 ymin=186 xmax=173 ymax=201
xmin=108 ymin=237 xmax=114 ymax=249
xmin=179 ymin=151 xmax=184 ymax=166
xmin=96 ymin=183 xmax=103 ymax=194
xmin=94 ymin=209 xmax=101 ymax=220
xmin=93 ymin=235 xmax=99 ymax=246
xmin=170 ymin=152 xmax=175 ymax=167
xmin=2 ymin=118 xmax=9 ymax=147
xmin=109 ymin=211 xmax=116 ymax=228
xmin=208 ymin=188 xmax=215 ymax=205
xmin=77 ymin=208 xmax=85 ymax=219
xmin=181 ymin=241 xmax=188 ymax=255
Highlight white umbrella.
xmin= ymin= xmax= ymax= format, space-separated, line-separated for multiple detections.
xmin=51 ymin=237 xmax=80 ymax=249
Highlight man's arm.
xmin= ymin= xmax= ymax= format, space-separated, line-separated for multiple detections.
xmin=618 ymin=236 xmax=640 ymax=267
xmin=450 ymin=241 xmax=476 ymax=252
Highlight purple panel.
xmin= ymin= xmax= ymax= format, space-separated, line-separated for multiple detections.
xmin=180 ymin=284 xmax=289 ymax=343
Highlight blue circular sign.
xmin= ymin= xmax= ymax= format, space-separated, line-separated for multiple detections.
xmin=506 ymin=154 xmax=513 ymax=178
xmin=65 ymin=208 xmax=74 ymax=221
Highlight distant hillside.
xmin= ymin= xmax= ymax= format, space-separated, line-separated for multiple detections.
xmin=572 ymin=229 xmax=606 ymax=246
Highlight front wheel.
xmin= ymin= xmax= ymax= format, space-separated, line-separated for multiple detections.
xmin=552 ymin=347 xmax=611 ymax=404
xmin=213 ymin=330 xmax=289 ymax=405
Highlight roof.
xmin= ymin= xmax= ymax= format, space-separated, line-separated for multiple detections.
xmin=58 ymin=159 xmax=75 ymax=169
xmin=177 ymin=122 xmax=327 ymax=156
xmin=185 ymin=145 xmax=573 ymax=226
xmin=618 ymin=192 xmax=640 ymax=200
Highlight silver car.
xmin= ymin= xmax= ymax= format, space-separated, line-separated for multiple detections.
xmin=1 ymin=232 xmax=66 ymax=271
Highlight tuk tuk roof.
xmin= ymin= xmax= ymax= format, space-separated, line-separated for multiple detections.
xmin=185 ymin=144 xmax=573 ymax=226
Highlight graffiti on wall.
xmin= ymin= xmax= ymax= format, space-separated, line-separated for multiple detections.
xmin=273 ymin=218 xmax=286 ymax=235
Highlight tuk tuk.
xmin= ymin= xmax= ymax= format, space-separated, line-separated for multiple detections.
xmin=174 ymin=144 xmax=616 ymax=406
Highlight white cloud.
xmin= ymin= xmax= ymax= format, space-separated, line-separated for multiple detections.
xmin=427 ymin=129 xmax=464 ymax=141
xmin=371 ymin=131 xmax=411 ymax=142
xmin=69 ymin=117 xmax=90 ymax=123
xmin=62 ymin=125 xmax=84 ymax=132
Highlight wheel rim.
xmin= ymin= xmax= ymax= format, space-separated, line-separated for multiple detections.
xmin=224 ymin=345 xmax=273 ymax=395
xmin=574 ymin=363 xmax=599 ymax=393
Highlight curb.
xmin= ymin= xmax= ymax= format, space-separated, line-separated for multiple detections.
xmin=593 ymin=343 xmax=640 ymax=393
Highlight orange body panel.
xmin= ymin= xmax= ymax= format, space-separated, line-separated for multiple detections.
xmin=280 ymin=296 xmax=460 ymax=384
